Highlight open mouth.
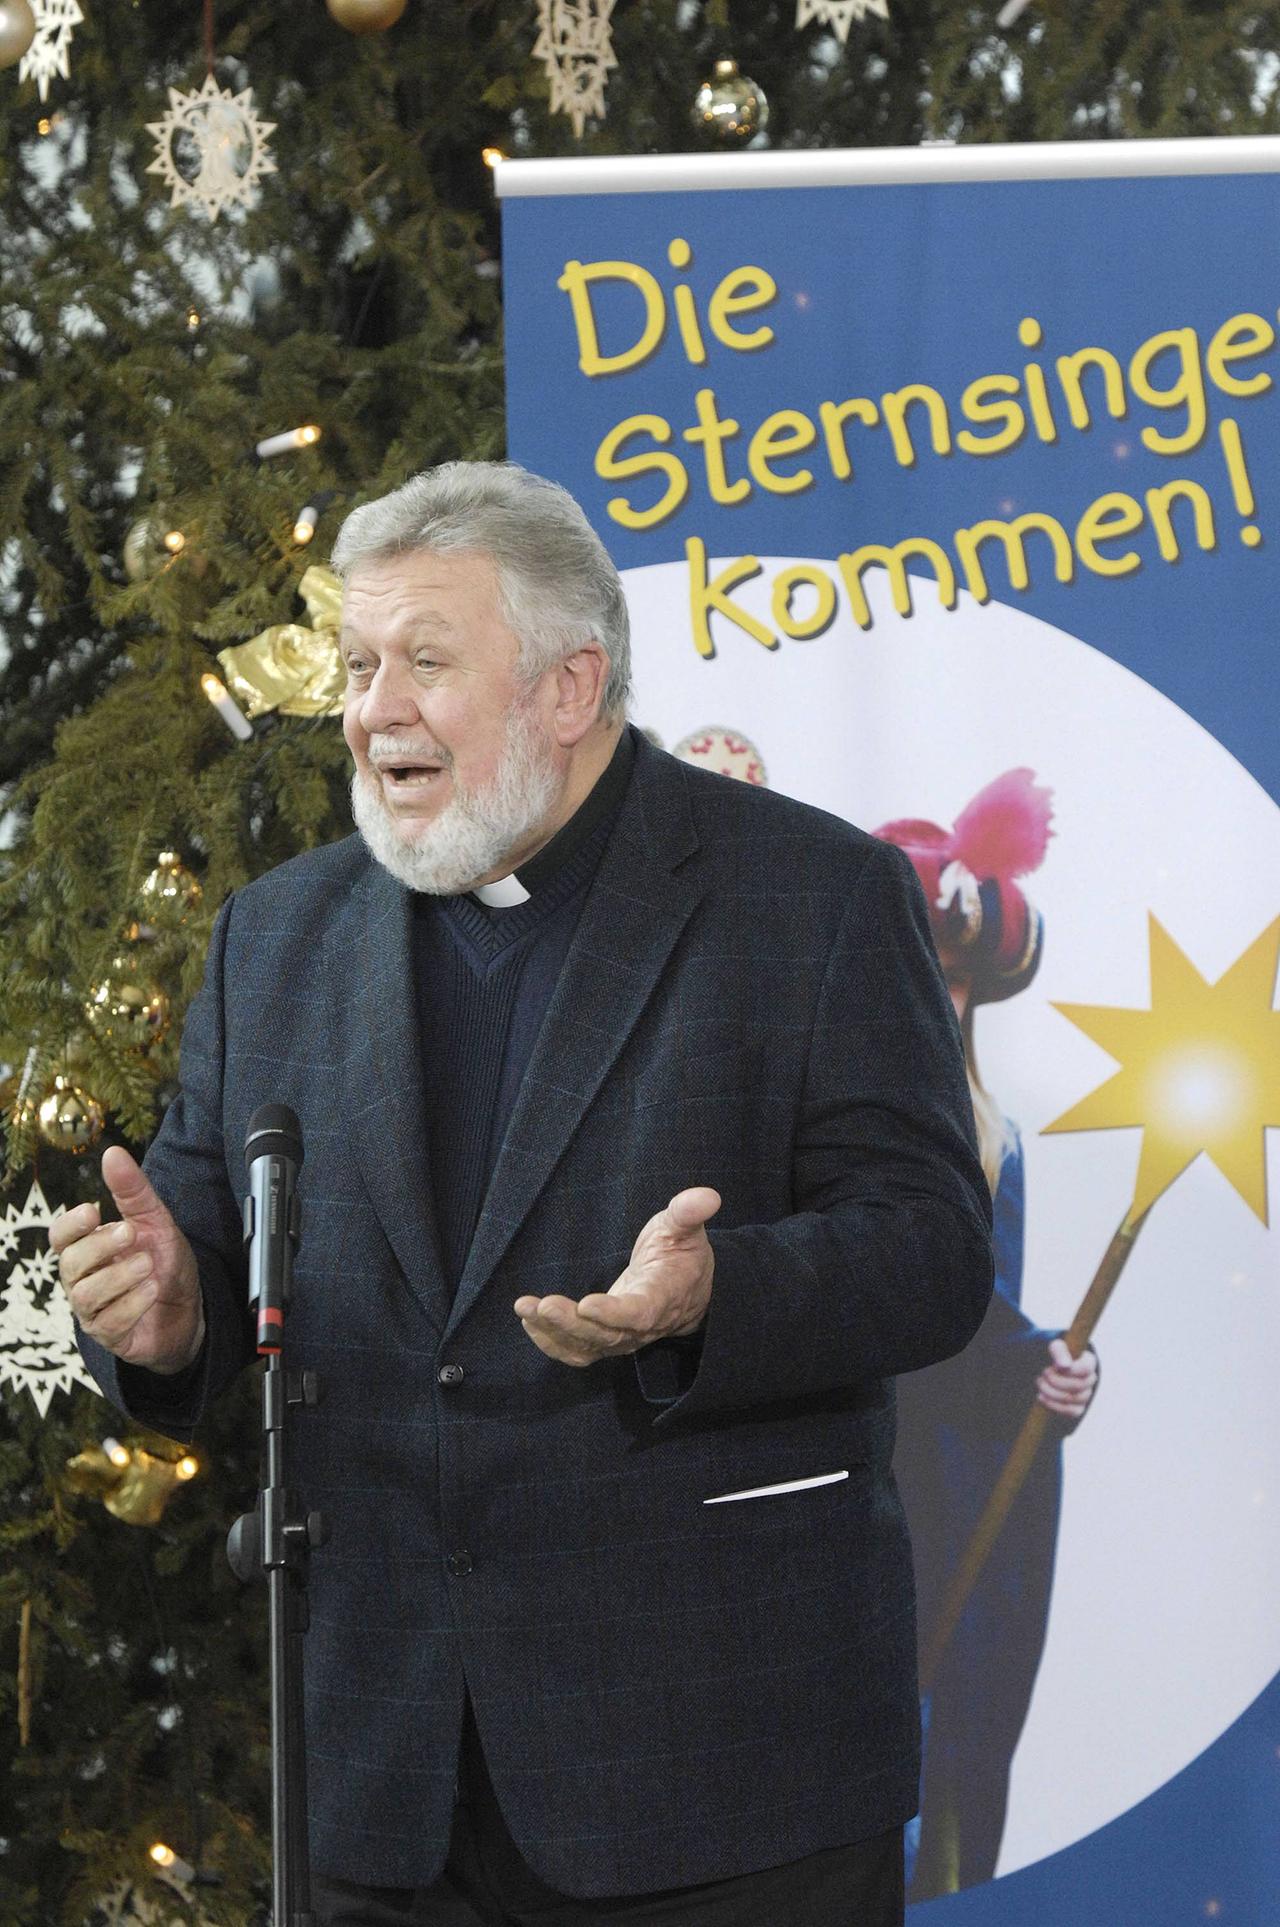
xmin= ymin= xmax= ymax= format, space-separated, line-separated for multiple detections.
xmin=377 ymin=762 xmax=444 ymax=791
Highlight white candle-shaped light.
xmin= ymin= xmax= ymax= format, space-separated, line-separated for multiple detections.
xmin=150 ymin=1842 xmax=195 ymax=1882
xmin=103 ymin=1437 xmax=130 ymax=1468
xmin=996 ymin=0 xmax=1030 ymax=23
xmin=200 ymin=673 xmax=254 ymax=741
xmin=293 ymin=503 xmax=320 ymax=545
xmin=254 ymin=423 xmax=321 ymax=459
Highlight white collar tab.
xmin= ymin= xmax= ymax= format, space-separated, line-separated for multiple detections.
xmin=472 ymin=874 xmax=532 ymax=909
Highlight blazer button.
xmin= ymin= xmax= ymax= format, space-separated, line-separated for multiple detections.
xmin=437 ymin=1363 xmax=465 ymax=1386
xmin=447 ymin=1550 xmax=473 ymax=1577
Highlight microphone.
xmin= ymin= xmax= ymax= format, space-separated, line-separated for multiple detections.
xmin=243 ymin=1104 xmax=303 ymax=1356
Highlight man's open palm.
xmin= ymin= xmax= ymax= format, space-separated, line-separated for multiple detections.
xmin=514 ymin=1186 xmax=720 ymax=1367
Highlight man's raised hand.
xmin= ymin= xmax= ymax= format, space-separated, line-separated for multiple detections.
xmin=49 ymin=1145 xmax=205 ymax=1375
xmin=514 ymin=1186 xmax=720 ymax=1367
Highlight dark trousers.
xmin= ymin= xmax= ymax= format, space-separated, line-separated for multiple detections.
xmin=312 ymin=1706 xmax=905 ymax=1927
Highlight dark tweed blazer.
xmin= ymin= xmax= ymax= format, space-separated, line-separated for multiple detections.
xmin=81 ymin=734 xmax=993 ymax=1896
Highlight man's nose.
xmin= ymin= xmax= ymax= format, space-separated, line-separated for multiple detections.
xmin=357 ymin=662 xmax=420 ymax=732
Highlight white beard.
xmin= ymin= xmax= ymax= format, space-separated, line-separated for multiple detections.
xmin=350 ymin=703 xmax=561 ymax=896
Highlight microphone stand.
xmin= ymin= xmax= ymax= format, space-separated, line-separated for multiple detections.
xmin=228 ymin=1126 xmax=324 ymax=1927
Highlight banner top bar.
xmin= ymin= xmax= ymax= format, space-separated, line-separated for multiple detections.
xmin=494 ymin=136 xmax=1280 ymax=198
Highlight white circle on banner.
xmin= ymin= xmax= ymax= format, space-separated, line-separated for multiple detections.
xmin=626 ymin=557 xmax=1280 ymax=1879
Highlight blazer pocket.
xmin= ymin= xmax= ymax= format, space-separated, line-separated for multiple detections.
xmin=702 ymin=1470 xmax=849 ymax=1505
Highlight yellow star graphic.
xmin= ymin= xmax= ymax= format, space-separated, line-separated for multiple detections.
xmin=1045 ymin=915 xmax=1280 ymax=1225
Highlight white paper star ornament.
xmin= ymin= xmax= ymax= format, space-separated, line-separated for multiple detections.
xmin=19 ymin=0 xmax=83 ymax=102
xmin=533 ymin=0 xmax=618 ymax=140
xmin=795 ymin=0 xmax=888 ymax=44
xmin=145 ymin=73 xmax=277 ymax=223
xmin=0 ymin=1182 xmax=95 ymax=1418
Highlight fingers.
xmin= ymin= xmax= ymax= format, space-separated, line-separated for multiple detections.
xmin=1043 ymin=1339 xmax=1098 ymax=1386
xmin=513 ymin=1295 xmax=635 ymax=1367
xmin=73 ymin=1261 xmax=161 ymax=1350
xmin=57 ymin=1217 xmax=138 ymax=1291
xmin=1037 ymin=1340 xmax=1098 ymax=1418
xmin=664 ymin=1186 xmax=721 ymax=1235
xmin=573 ymin=1291 xmax=658 ymax=1335
xmin=48 ymin=1199 xmax=101 ymax=1256
xmin=101 ymin=1143 xmax=168 ymax=1222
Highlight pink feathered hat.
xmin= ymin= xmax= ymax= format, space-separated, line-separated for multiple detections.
xmin=874 ymin=769 xmax=1053 ymax=1005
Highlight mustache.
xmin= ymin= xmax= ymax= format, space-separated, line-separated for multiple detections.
xmin=365 ymin=735 xmax=453 ymax=769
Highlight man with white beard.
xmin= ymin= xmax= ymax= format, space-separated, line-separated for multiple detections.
xmin=55 ymin=462 xmax=992 ymax=1927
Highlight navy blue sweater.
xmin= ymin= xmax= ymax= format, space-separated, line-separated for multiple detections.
xmin=412 ymin=729 xmax=635 ymax=1293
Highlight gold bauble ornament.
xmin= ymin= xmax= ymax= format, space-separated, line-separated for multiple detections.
xmin=36 ymin=1075 xmax=105 ymax=1155
xmin=86 ymin=955 xmax=170 ymax=1051
xmin=325 ymin=0 xmax=407 ymax=32
xmin=691 ymin=58 xmax=768 ymax=145
xmin=0 ymin=0 xmax=36 ymax=71
xmin=137 ymin=851 xmax=203 ymax=927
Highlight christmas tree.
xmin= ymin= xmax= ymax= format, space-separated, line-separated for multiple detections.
xmin=1 ymin=2 xmax=1277 ymax=1919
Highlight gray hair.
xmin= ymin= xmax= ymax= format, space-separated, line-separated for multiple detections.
xmin=330 ymin=461 xmax=631 ymax=723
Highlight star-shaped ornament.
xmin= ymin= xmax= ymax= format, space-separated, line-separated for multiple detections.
xmin=532 ymin=0 xmax=617 ymax=139
xmin=1046 ymin=915 xmax=1280 ymax=1223
xmin=145 ymin=72 xmax=276 ymax=223
xmin=795 ymin=0 xmax=888 ymax=44
xmin=18 ymin=0 xmax=83 ymax=101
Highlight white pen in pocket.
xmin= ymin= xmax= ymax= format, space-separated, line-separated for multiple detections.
xmin=703 ymin=1470 xmax=849 ymax=1505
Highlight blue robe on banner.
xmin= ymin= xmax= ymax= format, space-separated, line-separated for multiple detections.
xmin=894 ymin=1137 xmax=1068 ymax=1902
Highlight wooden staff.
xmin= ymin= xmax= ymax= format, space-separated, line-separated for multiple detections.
xmin=919 ymin=1205 xmax=1149 ymax=1693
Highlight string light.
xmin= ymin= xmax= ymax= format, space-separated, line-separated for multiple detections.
xmin=186 ymin=308 xmax=201 ymax=332
xmin=176 ymin=1454 xmax=199 ymax=1481
xmin=254 ymin=424 xmax=322 ymax=460
xmin=102 ymin=1437 xmax=131 ymax=1469
xmin=200 ymin=673 xmax=254 ymax=741
xmin=292 ymin=487 xmax=336 ymax=547
xmin=149 ymin=1842 xmax=195 ymax=1883
xmin=162 ymin=529 xmax=186 ymax=555
xmin=482 ymin=146 xmax=505 ymax=168
xmin=37 ymin=117 xmax=52 ymax=136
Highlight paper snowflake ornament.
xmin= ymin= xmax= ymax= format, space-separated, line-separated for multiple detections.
xmin=795 ymin=0 xmax=889 ymax=44
xmin=18 ymin=0 xmax=83 ymax=102
xmin=0 ymin=1181 xmax=95 ymax=1418
xmin=533 ymin=0 xmax=617 ymax=140
xmin=145 ymin=73 xmax=277 ymax=223
xmin=88 ymin=1880 xmax=211 ymax=1927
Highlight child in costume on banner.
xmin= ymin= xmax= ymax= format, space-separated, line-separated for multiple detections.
xmin=876 ymin=771 xmax=1099 ymax=1903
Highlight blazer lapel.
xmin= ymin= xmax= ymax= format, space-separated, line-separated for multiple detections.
xmin=335 ymin=859 xmax=448 ymax=1325
xmin=446 ymin=742 xmax=704 ymax=1334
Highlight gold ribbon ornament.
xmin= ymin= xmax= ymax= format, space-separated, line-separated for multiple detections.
xmin=216 ymin=565 xmax=346 ymax=719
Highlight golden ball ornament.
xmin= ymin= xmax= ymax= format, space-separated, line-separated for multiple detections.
xmin=36 ymin=1075 xmax=106 ymax=1155
xmin=86 ymin=955 xmax=170 ymax=1051
xmin=138 ymin=850 xmax=203 ymax=926
xmin=0 ymin=0 xmax=36 ymax=71
xmin=691 ymin=59 xmax=769 ymax=145
xmin=325 ymin=0 xmax=407 ymax=31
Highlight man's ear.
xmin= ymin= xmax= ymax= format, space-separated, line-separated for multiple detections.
xmin=550 ymin=642 xmax=611 ymax=746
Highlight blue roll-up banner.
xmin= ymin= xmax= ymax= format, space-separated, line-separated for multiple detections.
xmin=498 ymin=142 xmax=1280 ymax=1923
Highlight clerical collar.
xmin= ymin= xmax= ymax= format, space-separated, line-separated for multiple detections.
xmin=470 ymin=726 xmax=636 ymax=908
